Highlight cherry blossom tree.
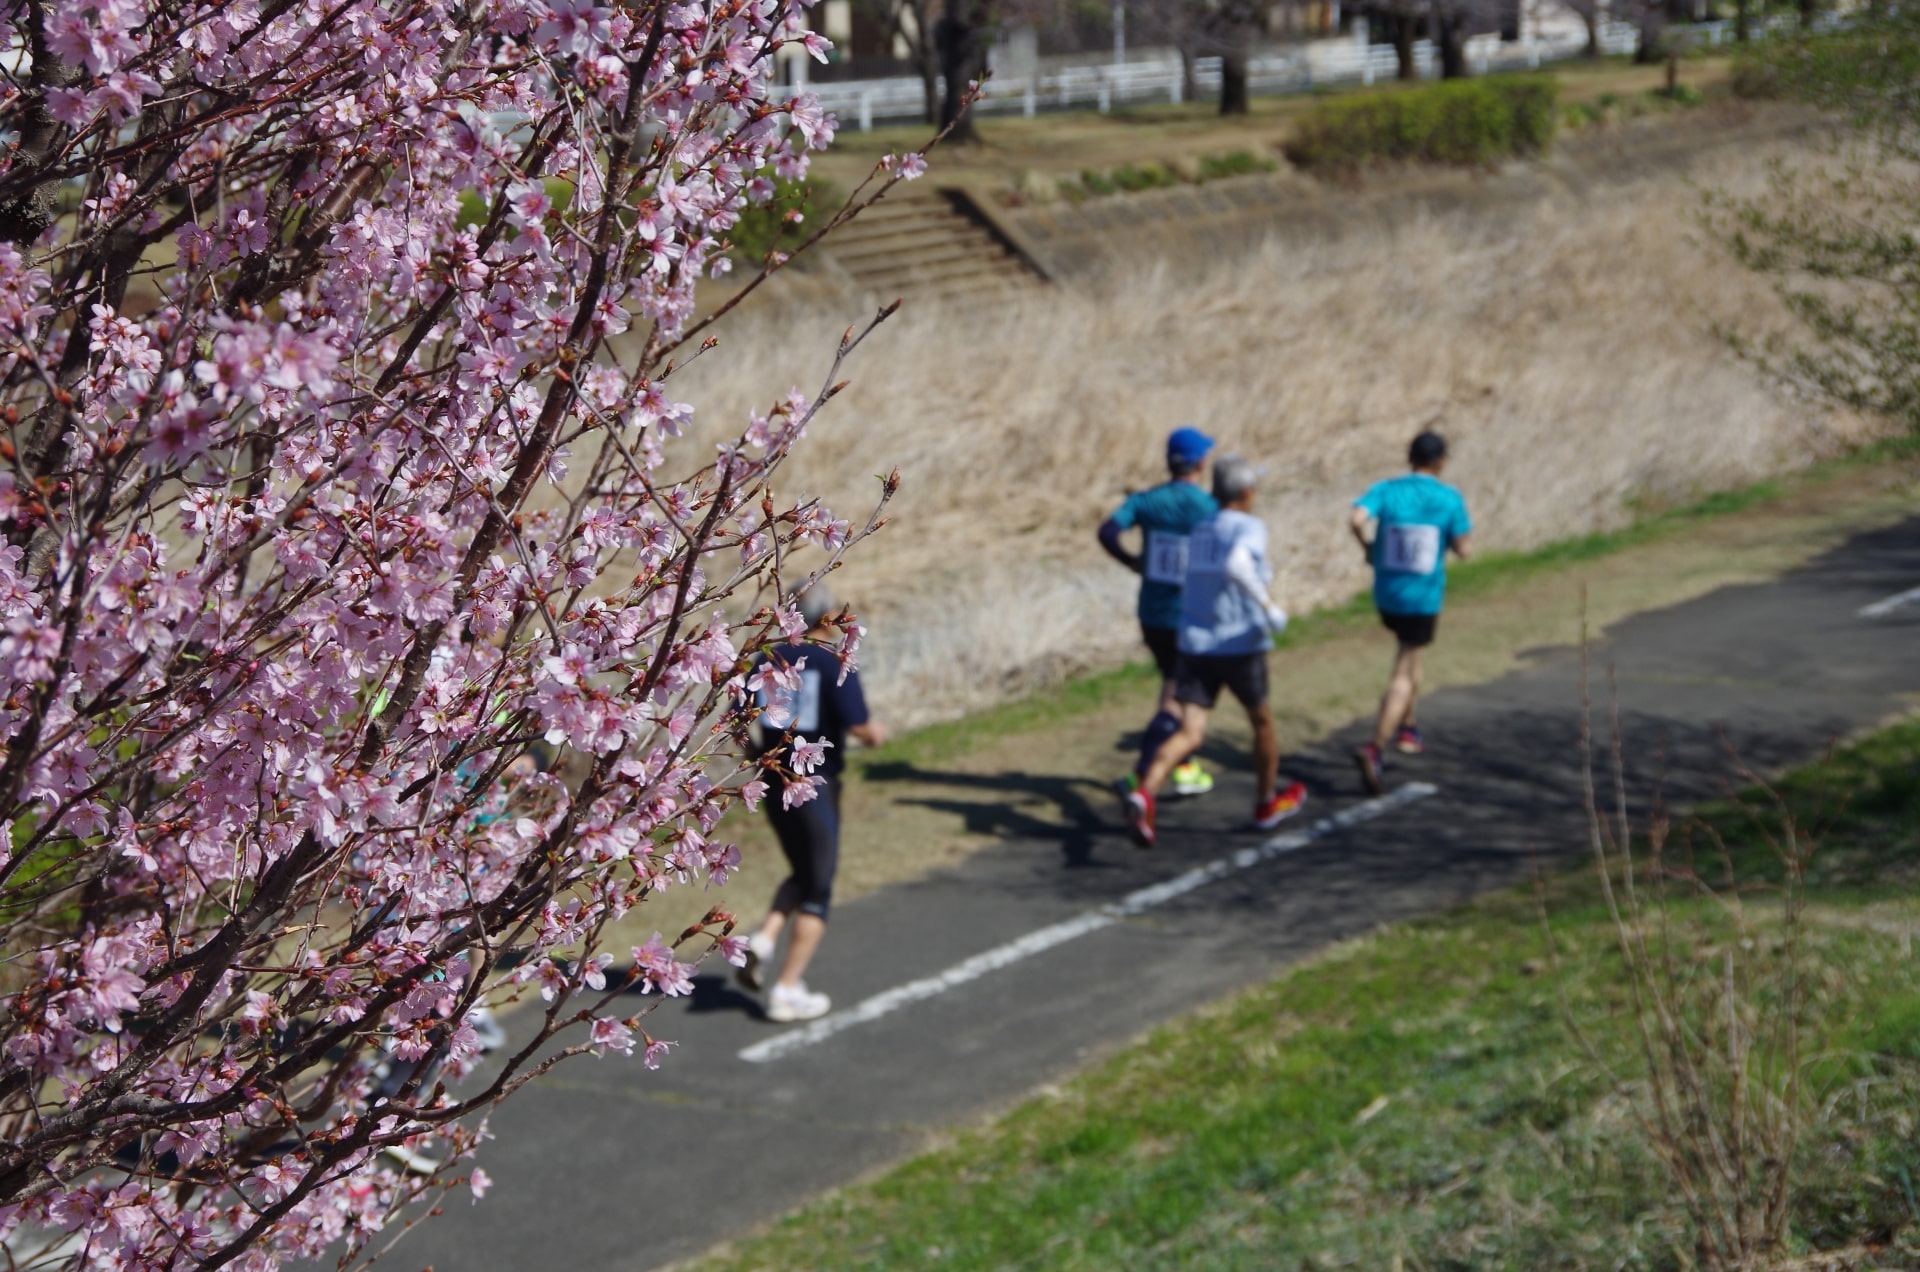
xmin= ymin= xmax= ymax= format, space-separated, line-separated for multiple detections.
xmin=0 ymin=0 xmax=934 ymax=1266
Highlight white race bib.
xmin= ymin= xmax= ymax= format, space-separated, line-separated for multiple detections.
xmin=1144 ymin=531 xmax=1191 ymax=585
xmin=758 ymin=665 xmax=823 ymax=733
xmin=1380 ymin=523 xmax=1441 ymax=575
xmin=790 ymin=669 xmax=822 ymax=734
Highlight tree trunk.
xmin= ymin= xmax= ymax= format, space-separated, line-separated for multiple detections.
xmin=1392 ymin=10 xmax=1417 ymax=79
xmin=1219 ymin=30 xmax=1250 ymax=114
xmin=1797 ymin=0 xmax=1815 ymax=28
xmin=1434 ymin=2 xmax=1468 ymax=77
xmin=935 ymin=0 xmax=988 ymax=141
xmin=1579 ymin=7 xmax=1600 ymax=56
xmin=899 ymin=0 xmax=939 ymax=124
xmin=1634 ymin=2 xmax=1664 ymax=62
xmin=1179 ymin=39 xmax=1198 ymax=103
xmin=1734 ymin=0 xmax=1749 ymax=39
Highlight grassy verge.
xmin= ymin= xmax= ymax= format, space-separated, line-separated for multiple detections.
xmin=697 ymin=717 xmax=1920 ymax=1271
xmin=862 ymin=433 xmax=1920 ymax=773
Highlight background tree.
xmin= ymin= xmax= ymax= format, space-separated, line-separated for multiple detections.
xmin=1713 ymin=9 xmax=1920 ymax=434
xmin=0 ymin=0 xmax=930 ymax=1266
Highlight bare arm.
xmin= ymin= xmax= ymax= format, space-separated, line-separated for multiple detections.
xmin=1450 ymin=532 xmax=1474 ymax=562
xmin=1097 ymin=517 xmax=1141 ymax=574
xmin=1348 ymin=505 xmax=1373 ymax=556
xmin=850 ymin=721 xmax=888 ymax=748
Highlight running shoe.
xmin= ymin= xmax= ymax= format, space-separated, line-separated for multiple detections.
xmin=766 ymin=981 xmax=831 ymax=1023
xmin=1395 ymin=725 xmax=1425 ymax=755
xmin=734 ymin=931 xmax=777 ymax=993
xmin=1113 ymin=771 xmax=1142 ymax=799
xmin=1354 ymin=742 xmax=1386 ymax=795
xmin=381 ymin=1142 xmax=443 ymax=1177
xmin=1253 ymin=781 xmax=1308 ymax=830
xmin=1170 ymin=760 xmax=1215 ymax=798
xmin=1124 ymin=787 xmax=1157 ymax=849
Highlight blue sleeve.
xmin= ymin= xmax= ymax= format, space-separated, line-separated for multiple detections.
xmin=1354 ymin=482 xmax=1385 ymax=517
xmin=1108 ymin=493 xmax=1142 ymax=531
xmin=830 ymin=666 xmax=869 ymax=729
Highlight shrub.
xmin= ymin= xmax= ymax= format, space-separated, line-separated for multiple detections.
xmin=1112 ymin=162 xmax=1177 ymax=191
xmin=1284 ymin=75 xmax=1560 ymax=171
xmin=1080 ymin=167 xmax=1119 ymax=196
xmin=730 ymin=176 xmax=841 ymax=264
xmin=1196 ymin=149 xmax=1278 ymax=180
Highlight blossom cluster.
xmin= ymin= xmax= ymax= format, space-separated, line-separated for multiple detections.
xmin=0 ymin=0 xmax=916 ymax=1265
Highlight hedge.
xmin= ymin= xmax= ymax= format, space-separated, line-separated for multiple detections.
xmin=1283 ymin=76 xmax=1559 ymax=171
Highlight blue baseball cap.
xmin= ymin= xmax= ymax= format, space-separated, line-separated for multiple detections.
xmin=1166 ymin=426 xmax=1214 ymax=467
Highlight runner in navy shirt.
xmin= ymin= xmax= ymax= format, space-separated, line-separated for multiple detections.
xmin=737 ymin=586 xmax=887 ymax=1023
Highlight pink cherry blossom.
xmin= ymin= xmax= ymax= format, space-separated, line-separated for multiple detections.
xmin=0 ymin=0 xmax=929 ymax=1264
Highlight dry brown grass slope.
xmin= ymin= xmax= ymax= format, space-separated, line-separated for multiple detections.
xmin=672 ymin=134 xmax=1880 ymax=730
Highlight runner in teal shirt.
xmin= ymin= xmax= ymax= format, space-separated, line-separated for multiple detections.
xmin=1347 ymin=432 xmax=1475 ymax=793
xmin=1098 ymin=427 xmax=1219 ymax=796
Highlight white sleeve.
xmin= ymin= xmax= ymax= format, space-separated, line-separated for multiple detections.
xmin=1223 ymin=539 xmax=1288 ymax=634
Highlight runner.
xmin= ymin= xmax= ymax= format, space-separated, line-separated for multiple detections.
xmin=1348 ymin=430 xmax=1474 ymax=794
xmin=738 ymin=585 xmax=888 ymax=1023
xmin=1125 ymin=455 xmax=1306 ymax=848
xmin=1097 ymin=425 xmax=1219 ymax=800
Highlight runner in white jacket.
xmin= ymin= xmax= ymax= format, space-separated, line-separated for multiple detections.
xmin=1125 ymin=455 xmax=1308 ymax=848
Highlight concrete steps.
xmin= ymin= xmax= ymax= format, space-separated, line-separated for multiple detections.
xmin=822 ymin=191 xmax=1043 ymax=303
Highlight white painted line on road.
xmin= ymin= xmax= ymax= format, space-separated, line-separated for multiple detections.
xmin=737 ymin=783 xmax=1438 ymax=1064
xmin=1859 ymin=585 xmax=1920 ymax=619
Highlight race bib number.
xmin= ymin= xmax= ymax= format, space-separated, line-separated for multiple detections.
xmin=758 ymin=666 xmax=823 ymax=733
xmin=1380 ymin=523 xmax=1441 ymax=575
xmin=790 ymin=669 xmax=822 ymax=734
xmin=1144 ymin=531 xmax=1191 ymax=585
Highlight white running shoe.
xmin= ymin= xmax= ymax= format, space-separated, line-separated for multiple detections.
xmin=765 ymin=981 xmax=831 ymax=1023
xmin=381 ymin=1142 xmax=442 ymax=1177
xmin=735 ymin=931 xmax=777 ymax=993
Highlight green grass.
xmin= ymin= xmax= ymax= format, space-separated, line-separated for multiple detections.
xmin=853 ymin=434 xmax=1920 ymax=773
xmin=702 ymin=719 xmax=1920 ymax=1272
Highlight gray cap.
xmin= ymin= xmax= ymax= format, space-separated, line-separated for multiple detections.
xmin=797 ymin=583 xmax=837 ymax=629
xmin=1211 ymin=454 xmax=1259 ymax=504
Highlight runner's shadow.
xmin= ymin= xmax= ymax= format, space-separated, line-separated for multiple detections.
xmin=679 ymin=973 xmax=763 ymax=1018
xmin=863 ymin=761 xmax=1119 ymax=868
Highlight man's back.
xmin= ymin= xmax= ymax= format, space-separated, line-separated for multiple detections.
xmin=1110 ymin=480 xmax=1219 ymax=629
xmin=1178 ymin=509 xmax=1272 ymax=657
xmin=1359 ymin=473 xmax=1471 ymax=616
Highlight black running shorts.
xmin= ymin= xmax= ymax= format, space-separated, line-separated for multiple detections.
xmin=1140 ymin=624 xmax=1180 ymax=680
xmin=1173 ymin=652 xmax=1269 ymax=710
xmin=764 ymin=776 xmax=842 ymax=920
xmin=1379 ymin=610 xmax=1439 ymax=648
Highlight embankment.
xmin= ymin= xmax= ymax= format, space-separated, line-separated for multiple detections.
xmin=674 ymin=102 xmax=1877 ymax=728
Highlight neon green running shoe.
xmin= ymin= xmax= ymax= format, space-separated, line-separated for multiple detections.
xmin=1171 ymin=760 xmax=1214 ymax=797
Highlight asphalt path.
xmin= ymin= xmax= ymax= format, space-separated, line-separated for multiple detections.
xmin=404 ymin=515 xmax=1920 ymax=1272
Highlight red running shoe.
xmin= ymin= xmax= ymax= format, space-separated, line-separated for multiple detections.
xmin=1395 ymin=724 xmax=1425 ymax=755
xmin=1124 ymin=787 xmax=1157 ymax=849
xmin=1354 ymin=742 xmax=1386 ymax=795
xmin=1254 ymin=781 xmax=1308 ymax=830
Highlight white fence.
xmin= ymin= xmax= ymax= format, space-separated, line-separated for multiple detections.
xmin=794 ymin=13 xmax=1820 ymax=131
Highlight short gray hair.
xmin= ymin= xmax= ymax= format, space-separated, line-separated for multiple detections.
xmin=1211 ymin=454 xmax=1258 ymax=504
xmin=797 ymin=584 xmax=836 ymax=630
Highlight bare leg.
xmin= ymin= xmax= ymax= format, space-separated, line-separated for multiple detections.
xmin=1142 ymin=705 xmax=1211 ymax=794
xmin=775 ymin=914 xmax=827 ymax=987
xmin=1247 ymin=701 xmax=1279 ymax=802
xmin=752 ymin=878 xmax=804 ymax=947
xmin=1371 ymin=644 xmax=1425 ymax=750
